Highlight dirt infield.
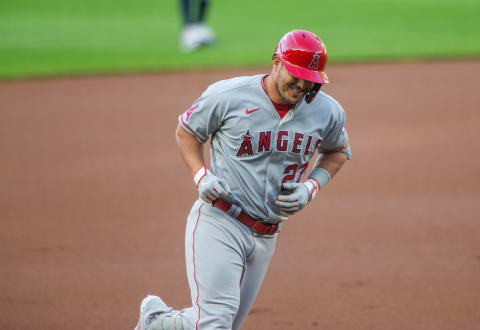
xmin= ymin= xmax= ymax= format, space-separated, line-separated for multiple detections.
xmin=1 ymin=61 xmax=479 ymax=330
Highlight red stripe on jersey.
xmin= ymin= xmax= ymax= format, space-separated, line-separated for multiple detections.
xmin=180 ymin=115 xmax=207 ymax=143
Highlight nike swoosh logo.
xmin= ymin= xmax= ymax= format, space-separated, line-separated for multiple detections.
xmin=245 ymin=107 xmax=260 ymax=114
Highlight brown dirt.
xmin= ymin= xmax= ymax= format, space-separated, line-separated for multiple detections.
xmin=1 ymin=61 xmax=480 ymax=330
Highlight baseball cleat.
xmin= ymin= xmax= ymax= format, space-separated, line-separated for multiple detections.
xmin=133 ymin=295 xmax=171 ymax=330
xmin=180 ymin=23 xmax=215 ymax=52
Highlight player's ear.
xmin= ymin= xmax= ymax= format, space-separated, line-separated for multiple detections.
xmin=272 ymin=55 xmax=282 ymax=74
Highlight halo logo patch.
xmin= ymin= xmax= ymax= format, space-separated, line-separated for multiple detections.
xmin=236 ymin=130 xmax=254 ymax=157
xmin=308 ymin=54 xmax=320 ymax=70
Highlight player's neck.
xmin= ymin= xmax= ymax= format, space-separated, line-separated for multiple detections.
xmin=263 ymin=75 xmax=286 ymax=105
xmin=262 ymin=75 xmax=293 ymax=119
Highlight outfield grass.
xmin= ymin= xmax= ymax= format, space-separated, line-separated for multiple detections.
xmin=0 ymin=0 xmax=479 ymax=78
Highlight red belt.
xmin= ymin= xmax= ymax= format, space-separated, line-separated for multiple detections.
xmin=212 ymin=199 xmax=279 ymax=235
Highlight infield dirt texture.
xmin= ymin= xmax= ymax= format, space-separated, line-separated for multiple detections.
xmin=1 ymin=61 xmax=480 ymax=330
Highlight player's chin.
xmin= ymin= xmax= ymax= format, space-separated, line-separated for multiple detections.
xmin=288 ymin=92 xmax=305 ymax=104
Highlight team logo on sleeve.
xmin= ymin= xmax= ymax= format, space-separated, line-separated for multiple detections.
xmin=308 ymin=54 xmax=320 ymax=70
xmin=185 ymin=104 xmax=199 ymax=121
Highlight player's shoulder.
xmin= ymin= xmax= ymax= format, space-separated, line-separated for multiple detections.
xmin=203 ymin=75 xmax=263 ymax=97
xmin=312 ymin=91 xmax=343 ymax=109
xmin=309 ymin=91 xmax=346 ymax=116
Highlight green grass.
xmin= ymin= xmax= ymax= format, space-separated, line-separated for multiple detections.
xmin=0 ymin=0 xmax=479 ymax=78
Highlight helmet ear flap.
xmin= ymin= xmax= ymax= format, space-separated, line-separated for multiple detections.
xmin=305 ymin=83 xmax=322 ymax=104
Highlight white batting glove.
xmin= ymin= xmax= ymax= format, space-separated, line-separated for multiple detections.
xmin=194 ymin=166 xmax=231 ymax=203
xmin=275 ymin=180 xmax=319 ymax=214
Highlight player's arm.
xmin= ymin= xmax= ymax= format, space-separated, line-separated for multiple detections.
xmin=313 ymin=151 xmax=347 ymax=183
xmin=309 ymin=121 xmax=351 ymax=192
xmin=175 ymin=123 xmax=206 ymax=176
xmin=175 ymin=123 xmax=231 ymax=202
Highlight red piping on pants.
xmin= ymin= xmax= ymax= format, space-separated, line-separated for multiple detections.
xmin=193 ymin=204 xmax=203 ymax=330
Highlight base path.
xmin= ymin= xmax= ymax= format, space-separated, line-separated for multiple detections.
xmin=1 ymin=61 xmax=479 ymax=330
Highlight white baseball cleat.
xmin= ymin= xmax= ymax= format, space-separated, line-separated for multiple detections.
xmin=134 ymin=295 xmax=172 ymax=330
xmin=196 ymin=23 xmax=215 ymax=45
xmin=180 ymin=23 xmax=216 ymax=52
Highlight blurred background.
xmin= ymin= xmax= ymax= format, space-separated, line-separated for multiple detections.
xmin=1 ymin=1 xmax=480 ymax=330
xmin=0 ymin=0 xmax=479 ymax=79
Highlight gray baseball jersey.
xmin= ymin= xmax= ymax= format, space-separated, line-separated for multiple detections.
xmin=179 ymin=74 xmax=351 ymax=223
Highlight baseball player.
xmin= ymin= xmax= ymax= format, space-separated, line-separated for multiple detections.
xmin=179 ymin=0 xmax=215 ymax=52
xmin=134 ymin=29 xmax=351 ymax=330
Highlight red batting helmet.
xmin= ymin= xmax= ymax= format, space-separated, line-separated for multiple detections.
xmin=274 ymin=30 xmax=329 ymax=84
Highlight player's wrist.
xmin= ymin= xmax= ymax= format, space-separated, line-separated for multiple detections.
xmin=193 ymin=165 xmax=207 ymax=188
xmin=307 ymin=168 xmax=331 ymax=196
xmin=304 ymin=180 xmax=318 ymax=201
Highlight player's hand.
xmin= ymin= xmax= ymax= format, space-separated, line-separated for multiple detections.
xmin=275 ymin=181 xmax=317 ymax=214
xmin=196 ymin=169 xmax=231 ymax=203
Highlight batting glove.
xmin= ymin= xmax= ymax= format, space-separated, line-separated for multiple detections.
xmin=275 ymin=180 xmax=319 ymax=214
xmin=194 ymin=166 xmax=231 ymax=203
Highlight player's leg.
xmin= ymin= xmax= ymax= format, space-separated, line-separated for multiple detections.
xmin=179 ymin=0 xmax=191 ymax=26
xmin=181 ymin=0 xmax=209 ymax=24
xmin=142 ymin=200 xmax=252 ymax=330
xmin=179 ymin=0 xmax=214 ymax=52
xmin=181 ymin=201 xmax=256 ymax=329
xmin=139 ymin=201 xmax=275 ymax=330
xmin=196 ymin=0 xmax=210 ymax=23
xmin=232 ymin=235 xmax=277 ymax=330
